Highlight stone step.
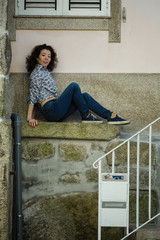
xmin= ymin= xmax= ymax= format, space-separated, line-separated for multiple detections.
xmin=21 ymin=121 xmax=119 ymax=140
xmin=136 ymin=225 xmax=160 ymax=240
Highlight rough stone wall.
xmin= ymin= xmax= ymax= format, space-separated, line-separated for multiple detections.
xmin=21 ymin=134 xmax=159 ymax=239
xmin=0 ymin=0 xmax=13 ymax=240
xmin=21 ymin=135 xmax=159 ymax=202
xmin=0 ymin=124 xmax=12 ymax=240
xmin=21 ymin=138 xmax=110 ymax=201
xmin=21 ymin=122 xmax=120 ymax=202
xmin=22 ymin=192 xmax=157 ymax=240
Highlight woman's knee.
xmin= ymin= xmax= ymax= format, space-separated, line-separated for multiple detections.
xmin=69 ymin=82 xmax=79 ymax=89
xmin=83 ymin=92 xmax=90 ymax=101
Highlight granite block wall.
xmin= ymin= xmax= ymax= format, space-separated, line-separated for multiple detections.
xmin=21 ymin=126 xmax=160 ymax=239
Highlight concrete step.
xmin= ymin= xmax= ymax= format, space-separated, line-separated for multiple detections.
xmin=136 ymin=225 xmax=160 ymax=240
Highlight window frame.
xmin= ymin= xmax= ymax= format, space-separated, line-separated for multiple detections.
xmin=15 ymin=0 xmax=111 ymax=17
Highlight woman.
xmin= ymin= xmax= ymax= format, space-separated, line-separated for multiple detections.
xmin=26 ymin=44 xmax=130 ymax=128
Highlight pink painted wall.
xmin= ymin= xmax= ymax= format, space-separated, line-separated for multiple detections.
xmin=10 ymin=0 xmax=160 ymax=73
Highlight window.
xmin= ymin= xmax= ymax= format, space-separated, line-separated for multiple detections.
xmin=15 ymin=0 xmax=110 ymax=17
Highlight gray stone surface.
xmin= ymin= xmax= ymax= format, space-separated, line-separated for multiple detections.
xmin=20 ymin=120 xmax=160 ymax=240
xmin=85 ymin=168 xmax=98 ymax=182
xmin=90 ymin=73 xmax=160 ymax=133
xmin=22 ymin=141 xmax=55 ymax=162
xmin=59 ymin=143 xmax=87 ymax=161
xmin=16 ymin=17 xmax=110 ymax=31
xmin=22 ymin=193 xmax=124 ymax=240
xmin=0 ymin=0 xmax=13 ymax=239
xmin=21 ymin=133 xmax=160 ymax=205
xmin=0 ymin=0 xmax=11 ymax=75
xmin=3 ymin=74 xmax=14 ymax=119
xmin=22 ymin=192 xmax=158 ymax=240
xmin=0 ymin=123 xmax=12 ymax=240
xmin=10 ymin=72 xmax=160 ymax=133
xmin=23 ymin=196 xmax=76 ymax=240
xmin=136 ymin=226 xmax=160 ymax=240
xmin=21 ymin=136 xmax=116 ymax=202
xmin=59 ymin=173 xmax=80 ymax=184
xmin=7 ymin=0 xmax=16 ymax=41
xmin=21 ymin=122 xmax=120 ymax=140
xmin=0 ymin=0 xmax=12 ymax=117
xmin=0 ymin=77 xmax=4 ymax=117
xmin=109 ymin=0 xmax=121 ymax=42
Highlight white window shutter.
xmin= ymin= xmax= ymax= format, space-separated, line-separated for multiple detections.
xmin=15 ymin=0 xmax=110 ymax=16
xmin=16 ymin=0 xmax=61 ymax=15
xmin=62 ymin=0 xmax=110 ymax=17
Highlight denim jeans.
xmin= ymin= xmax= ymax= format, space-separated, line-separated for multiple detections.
xmin=42 ymin=82 xmax=112 ymax=122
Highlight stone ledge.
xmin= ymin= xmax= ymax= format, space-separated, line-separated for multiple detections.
xmin=21 ymin=122 xmax=120 ymax=140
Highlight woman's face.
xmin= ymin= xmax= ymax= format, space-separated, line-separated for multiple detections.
xmin=37 ymin=49 xmax=51 ymax=67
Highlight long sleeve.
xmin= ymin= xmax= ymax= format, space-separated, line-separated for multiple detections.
xmin=28 ymin=76 xmax=40 ymax=105
xmin=27 ymin=64 xmax=58 ymax=105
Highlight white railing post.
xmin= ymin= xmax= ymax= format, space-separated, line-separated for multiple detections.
xmin=98 ymin=160 xmax=101 ymax=240
xmin=149 ymin=125 xmax=152 ymax=219
xmin=127 ymin=141 xmax=130 ymax=235
xmin=112 ymin=150 xmax=115 ymax=174
xmin=136 ymin=134 xmax=140 ymax=228
xmin=92 ymin=117 xmax=160 ymax=240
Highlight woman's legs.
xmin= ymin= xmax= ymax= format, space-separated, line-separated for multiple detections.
xmin=42 ymin=82 xmax=89 ymax=121
xmin=42 ymin=82 xmax=113 ymax=122
xmin=63 ymin=92 xmax=113 ymax=120
xmin=82 ymin=92 xmax=112 ymax=119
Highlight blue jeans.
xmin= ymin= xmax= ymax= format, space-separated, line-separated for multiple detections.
xmin=42 ymin=82 xmax=112 ymax=122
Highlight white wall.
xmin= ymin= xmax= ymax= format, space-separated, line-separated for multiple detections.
xmin=10 ymin=0 xmax=160 ymax=73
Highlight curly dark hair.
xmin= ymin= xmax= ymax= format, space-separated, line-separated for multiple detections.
xmin=26 ymin=44 xmax=58 ymax=73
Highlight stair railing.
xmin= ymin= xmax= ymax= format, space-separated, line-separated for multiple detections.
xmin=93 ymin=117 xmax=160 ymax=240
xmin=121 ymin=212 xmax=160 ymax=240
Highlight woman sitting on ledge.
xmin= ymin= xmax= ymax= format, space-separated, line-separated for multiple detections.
xmin=26 ymin=44 xmax=130 ymax=128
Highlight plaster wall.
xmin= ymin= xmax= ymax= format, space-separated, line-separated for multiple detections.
xmin=10 ymin=0 xmax=160 ymax=73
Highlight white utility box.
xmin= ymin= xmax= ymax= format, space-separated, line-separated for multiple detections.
xmin=98 ymin=173 xmax=129 ymax=239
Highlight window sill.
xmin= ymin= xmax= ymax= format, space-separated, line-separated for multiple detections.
xmin=15 ymin=15 xmax=110 ymax=31
xmin=14 ymin=15 xmax=112 ymax=19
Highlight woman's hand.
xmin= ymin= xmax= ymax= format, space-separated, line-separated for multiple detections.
xmin=27 ymin=105 xmax=39 ymax=128
xmin=28 ymin=119 xmax=39 ymax=128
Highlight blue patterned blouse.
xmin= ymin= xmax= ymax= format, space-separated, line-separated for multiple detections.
xmin=28 ymin=64 xmax=58 ymax=106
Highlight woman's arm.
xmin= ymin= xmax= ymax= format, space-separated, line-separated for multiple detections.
xmin=27 ymin=105 xmax=39 ymax=128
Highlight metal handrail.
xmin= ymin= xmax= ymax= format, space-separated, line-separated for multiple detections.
xmin=121 ymin=212 xmax=160 ymax=240
xmin=93 ymin=116 xmax=160 ymax=240
xmin=93 ymin=116 xmax=160 ymax=169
